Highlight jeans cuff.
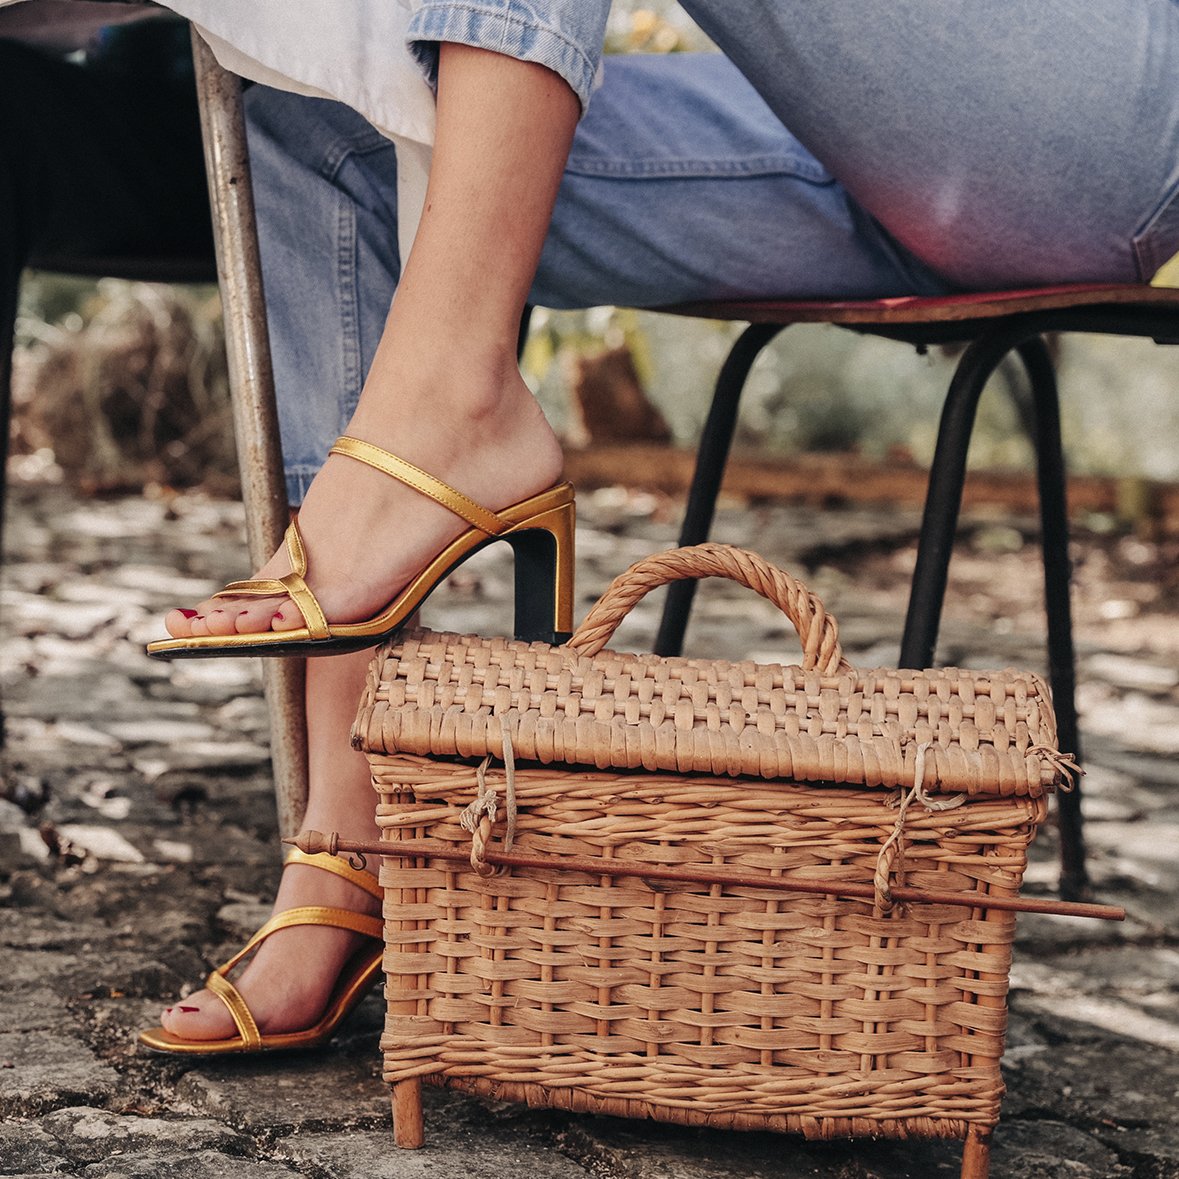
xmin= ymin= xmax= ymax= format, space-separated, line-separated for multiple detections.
xmin=285 ymin=466 xmax=318 ymax=508
xmin=407 ymin=3 xmax=599 ymax=113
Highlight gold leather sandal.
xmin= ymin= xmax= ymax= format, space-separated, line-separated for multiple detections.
xmin=147 ymin=435 xmax=575 ymax=659
xmin=138 ymin=849 xmax=383 ymax=1055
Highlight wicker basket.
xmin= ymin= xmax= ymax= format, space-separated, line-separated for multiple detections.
xmin=353 ymin=545 xmax=1071 ymax=1178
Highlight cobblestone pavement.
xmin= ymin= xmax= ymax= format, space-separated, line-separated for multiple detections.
xmin=2 ymin=479 xmax=1177 ymax=1179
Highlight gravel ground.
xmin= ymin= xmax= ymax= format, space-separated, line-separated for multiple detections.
xmin=2 ymin=477 xmax=1176 ymax=1178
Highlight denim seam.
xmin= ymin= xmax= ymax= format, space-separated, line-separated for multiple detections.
xmin=563 ymin=156 xmax=833 ymax=183
xmin=408 ymin=4 xmax=598 ymax=110
xmin=319 ymin=135 xmax=393 ymax=184
xmin=1132 ymin=175 xmax=1179 ymax=281
xmin=285 ymin=467 xmax=318 ymax=506
xmin=334 ymin=190 xmax=362 ymax=422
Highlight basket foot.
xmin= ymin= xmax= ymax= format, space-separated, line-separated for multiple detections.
xmin=392 ymin=1078 xmax=424 ymax=1149
xmin=960 ymin=1125 xmax=991 ymax=1179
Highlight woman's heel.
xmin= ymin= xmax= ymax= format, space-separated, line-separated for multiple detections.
xmin=506 ymin=501 xmax=575 ymax=644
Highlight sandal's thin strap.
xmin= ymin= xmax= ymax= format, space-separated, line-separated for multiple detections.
xmin=216 ymin=905 xmax=383 ymax=977
xmin=330 ymin=435 xmax=508 ymax=536
xmin=210 ymin=522 xmax=330 ymax=640
xmin=286 ymin=848 xmax=383 ymax=900
xmin=205 ymin=971 xmax=262 ymax=1050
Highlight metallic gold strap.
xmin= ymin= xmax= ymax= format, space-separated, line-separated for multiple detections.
xmin=275 ymin=568 xmax=329 ymax=639
xmin=206 ymin=970 xmax=262 ymax=1050
xmin=217 ymin=905 xmax=383 ymax=976
xmin=329 ymin=435 xmax=507 ymax=536
xmin=285 ymin=847 xmax=383 ymax=900
xmin=210 ymin=522 xmax=330 ymax=639
xmin=250 ymin=905 xmax=383 ymax=940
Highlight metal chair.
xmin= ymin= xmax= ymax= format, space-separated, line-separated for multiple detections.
xmin=651 ymin=283 xmax=1179 ymax=899
xmin=187 ymin=36 xmax=307 ymax=837
xmin=0 ymin=29 xmax=308 ymax=837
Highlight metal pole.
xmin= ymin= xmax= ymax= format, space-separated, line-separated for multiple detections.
xmin=899 ymin=321 xmax=1037 ymax=669
xmin=654 ymin=322 xmax=785 ymax=656
xmin=191 ymin=31 xmax=308 ymax=837
xmin=1018 ymin=336 xmax=1087 ymax=898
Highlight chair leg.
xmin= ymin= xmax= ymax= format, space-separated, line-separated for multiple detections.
xmin=654 ymin=322 xmax=784 ymax=657
xmin=1016 ymin=337 xmax=1088 ymax=898
xmin=960 ymin=1125 xmax=992 ymax=1179
xmin=392 ymin=1078 xmax=425 ymax=1148
xmin=0 ymin=269 xmax=19 ymax=750
xmin=191 ymin=33 xmax=309 ymax=836
xmin=899 ymin=324 xmax=1031 ymax=669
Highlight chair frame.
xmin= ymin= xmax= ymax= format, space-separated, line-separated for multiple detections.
xmin=0 ymin=31 xmax=309 ymax=838
xmin=651 ymin=286 xmax=1179 ymax=899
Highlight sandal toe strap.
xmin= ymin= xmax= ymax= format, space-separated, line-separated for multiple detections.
xmin=206 ymin=970 xmax=262 ymax=1050
xmin=208 ymin=520 xmax=330 ymax=640
xmin=274 ymin=570 xmax=329 ymax=639
xmin=203 ymin=903 xmax=384 ymax=1048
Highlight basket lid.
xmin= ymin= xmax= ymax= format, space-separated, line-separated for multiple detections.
xmin=354 ymin=546 xmax=1067 ymax=797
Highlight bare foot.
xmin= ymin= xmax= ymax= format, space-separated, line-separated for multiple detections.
xmin=157 ymin=859 xmax=380 ymax=1041
xmin=164 ymin=364 xmax=563 ymax=640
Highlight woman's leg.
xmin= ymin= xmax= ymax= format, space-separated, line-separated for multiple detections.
xmin=678 ymin=0 xmax=1179 ymax=289
xmin=167 ymin=42 xmax=580 ymax=643
xmin=155 ymin=42 xmax=583 ymax=1035
xmin=158 ymin=87 xmax=395 ymax=1039
xmin=159 ymin=651 xmax=377 ymax=1039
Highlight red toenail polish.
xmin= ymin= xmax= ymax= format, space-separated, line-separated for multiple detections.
xmin=274 ymin=612 xmax=284 ymax=620
xmin=177 ymin=1005 xmax=200 ymax=1013
xmin=177 ymin=609 xmax=198 ymax=618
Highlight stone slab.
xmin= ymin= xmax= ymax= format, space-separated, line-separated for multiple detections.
xmin=273 ymin=1127 xmax=587 ymax=1179
xmin=0 ymin=1030 xmax=120 ymax=1117
xmin=80 ymin=1152 xmax=297 ymax=1178
xmin=38 ymin=1107 xmax=250 ymax=1166
xmin=174 ymin=1041 xmax=390 ymax=1133
xmin=0 ymin=1120 xmax=70 ymax=1175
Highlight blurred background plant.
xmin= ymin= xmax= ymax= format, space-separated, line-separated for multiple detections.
xmin=9 ymin=3 xmax=1179 ymax=496
xmin=13 ymin=275 xmax=235 ymax=494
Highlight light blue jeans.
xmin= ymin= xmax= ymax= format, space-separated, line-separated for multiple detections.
xmin=245 ymin=1 xmax=1179 ymax=504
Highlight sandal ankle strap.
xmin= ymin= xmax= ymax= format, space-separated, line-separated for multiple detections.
xmin=285 ymin=846 xmax=383 ymax=900
xmin=329 ymin=435 xmax=508 ymax=536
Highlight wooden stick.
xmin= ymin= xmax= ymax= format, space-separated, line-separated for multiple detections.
xmin=960 ymin=1125 xmax=992 ymax=1179
xmin=284 ymin=832 xmax=1125 ymax=922
xmin=392 ymin=1078 xmax=424 ymax=1149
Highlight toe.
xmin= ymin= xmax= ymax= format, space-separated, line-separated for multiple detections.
xmin=203 ymin=608 xmax=241 ymax=637
xmin=164 ymin=608 xmax=200 ymax=638
xmin=269 ymin=601 xmax=306 ymax=633
xmin=231 ymin=597 xmax=290 ymax=634
xmin=159 ymin=990 xmax=235 ymax=1041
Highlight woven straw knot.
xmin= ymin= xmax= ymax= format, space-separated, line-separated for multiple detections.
xmin=1027 ymin=744 xmax=1083 ymax=793
xmin=874 ymin=743 xmax=966 ymax=913
xmin=459 ymin=792 xmax=497 ymax=832
xmin=461 ymin=728 xmax=518 ymax=877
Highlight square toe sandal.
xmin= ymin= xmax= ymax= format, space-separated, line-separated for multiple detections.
xmin=146 ymin=435 xmax=575 ymax=659
xmin=138 ymin=849 xmax=384 ymax=1055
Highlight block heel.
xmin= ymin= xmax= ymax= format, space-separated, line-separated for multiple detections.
xmin=506 ymin=500 xmax=575 ymax=644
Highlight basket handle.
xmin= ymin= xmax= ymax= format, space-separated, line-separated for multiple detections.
xmin=567 ymin=543 xmax=849 ymax=672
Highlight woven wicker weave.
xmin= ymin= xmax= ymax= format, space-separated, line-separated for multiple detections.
xmin=355 ymin=545 xmax=1064 ymax=1167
